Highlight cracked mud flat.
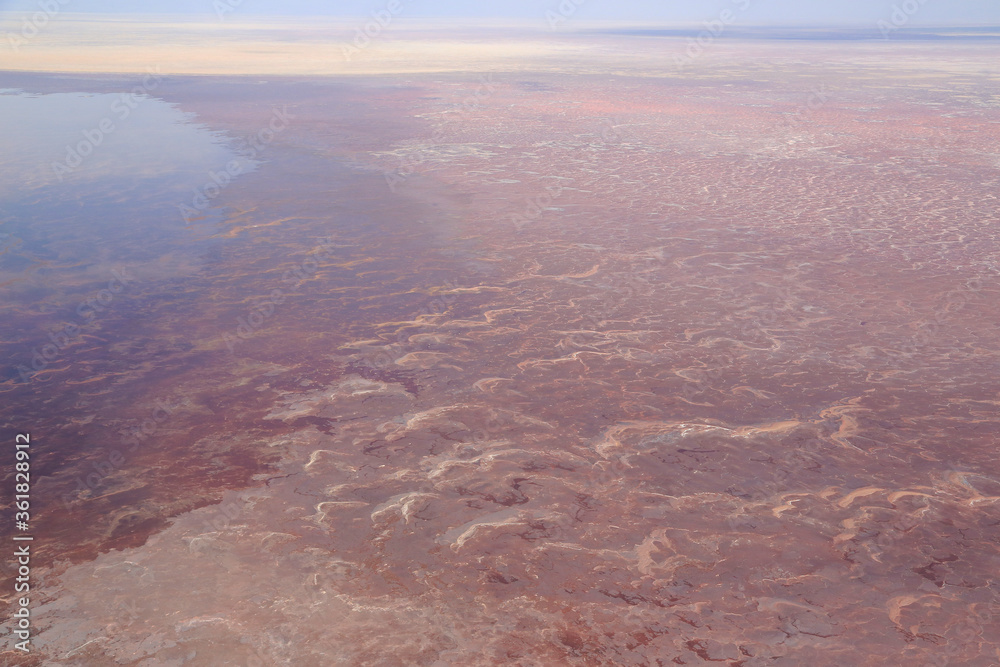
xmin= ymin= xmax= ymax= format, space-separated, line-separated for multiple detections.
xmin=2 ymin=34 xmax=1000 ymax=666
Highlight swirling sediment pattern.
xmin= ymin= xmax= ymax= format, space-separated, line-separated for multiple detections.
xmin=3 ymin=39 xmax=1000 ymax=666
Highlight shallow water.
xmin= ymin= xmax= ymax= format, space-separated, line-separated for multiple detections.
xmin=2 ymin=45 xmax=1000 ymax=665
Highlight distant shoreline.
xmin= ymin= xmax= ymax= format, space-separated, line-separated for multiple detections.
xmin=590 ymin=26 xmax=1000 ymax=40
xmin=1 ymin=19 xmax=999 ymax=77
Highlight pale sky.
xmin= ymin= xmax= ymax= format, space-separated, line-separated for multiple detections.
xmin=0 ymin=0 xmax=998 ymax=26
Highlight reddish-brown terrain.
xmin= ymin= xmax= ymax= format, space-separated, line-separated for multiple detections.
xmin=2 ymin=34 xmax=999 ymax=666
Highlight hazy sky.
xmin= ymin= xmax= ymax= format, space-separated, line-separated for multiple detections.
xmin=0 ymin=0 xmax=998 ymax=26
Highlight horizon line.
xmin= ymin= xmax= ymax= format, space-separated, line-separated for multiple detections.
xmin=1 ymin=13 xmax=999 ymax=30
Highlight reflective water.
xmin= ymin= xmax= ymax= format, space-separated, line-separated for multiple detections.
xmin=0 ymin=88 xmax=265 ymax=561
xmin=2 ymin=43 xmax=1000 ymax=665
xmin=0 ymin=89 xmax=257 ymax=306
